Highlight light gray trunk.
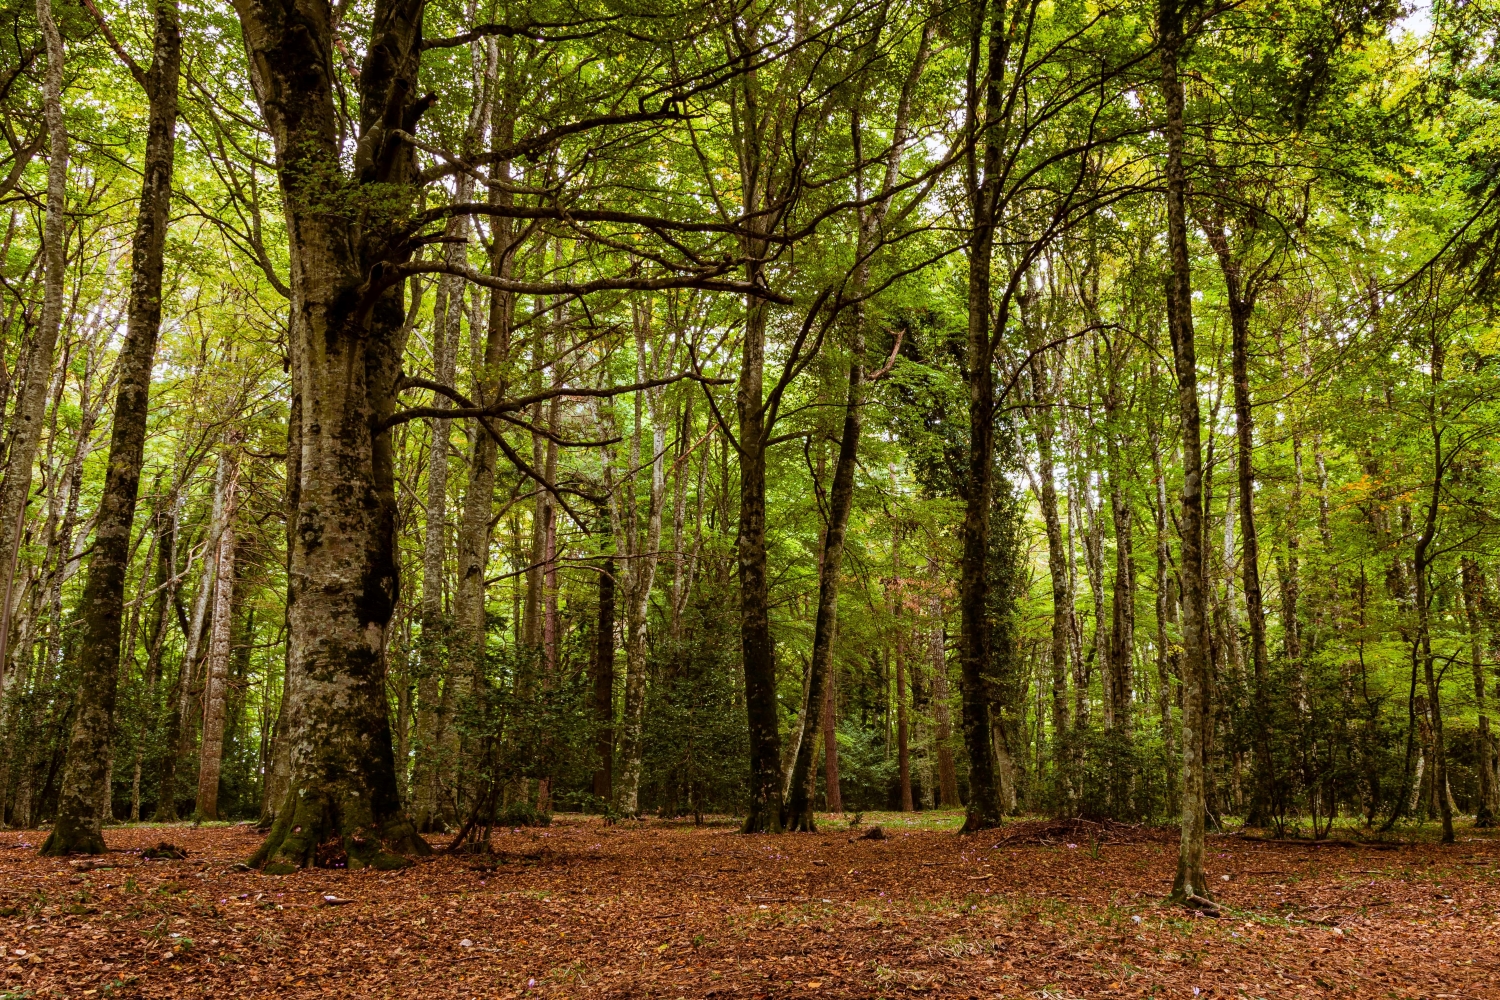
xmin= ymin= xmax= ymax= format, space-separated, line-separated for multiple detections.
xmin=195 ymin=455 xmax=240 ymax=820
xmin=0 ymin=0 xmax=67 ymax=694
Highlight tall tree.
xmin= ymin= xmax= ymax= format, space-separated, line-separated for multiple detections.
xmin=41 ymin=0 xmax=179 ymax=855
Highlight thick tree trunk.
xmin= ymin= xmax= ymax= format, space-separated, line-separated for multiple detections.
xmin=241 ymin=0 xmax=433 ymax=870
xmin=195 ymin=463 xmax=239 ymax=821
xmin=1161 ymin=1 xmax=1211 ymax=902
xmin=41 ymin=0 xmax=178 ymax=854
xmin=0 ymin=0 xmax=68 ymax=697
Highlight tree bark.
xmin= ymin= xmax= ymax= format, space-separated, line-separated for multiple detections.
xmin=931 ymin=599 xmax=960 ymax=807
xmin=1462 ymin=558 xmax=1497 ymax=826
xmin=410 ymin=214 xmax=463 ymax=830
xmin=1032 ymin=359 xmax=1073 ymax=796
xmin=195 ymin=474 xmax=239 ymax=821
xmin=241 ymin=0 xmax=433 ymax=870
xmin=592 ymin=552 xmax=615 ymax=804
xmin=955 ymin=0 xmax=1011 ymax=833
xmin=0 ymin=0 xmax=68 ymax=698
xmin=1415 ymin=392 xmax=1453 ymax=843
xmin=41 ymin=0 xmax=178 ymax=854
xmin=611 ymin=304 xmax=670 ymax=816
xmin=1161 ymin=0 xmax=1211 ymax=901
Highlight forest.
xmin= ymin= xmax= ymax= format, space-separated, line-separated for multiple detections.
xmin=0 ymin=0 xmax=1499 ymax=994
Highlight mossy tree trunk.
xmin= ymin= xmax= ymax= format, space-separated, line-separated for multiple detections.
xmin=42 ymin=0 xmax=178 ymax=856
xmin=239 ymin=0 xmax=432 ymax=871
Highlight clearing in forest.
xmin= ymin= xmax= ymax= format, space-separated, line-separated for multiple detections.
xmin=0 ymin=814 xmax=1492 ymax=999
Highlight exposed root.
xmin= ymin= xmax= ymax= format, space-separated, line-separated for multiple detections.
xmin=249 ymin=788 xmax=429 ymax=873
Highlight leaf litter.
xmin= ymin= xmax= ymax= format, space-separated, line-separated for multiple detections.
xmin=0 ymin=817 xmax=1493 ymax=998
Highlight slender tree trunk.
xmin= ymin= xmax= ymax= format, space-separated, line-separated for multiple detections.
xmin=0 ymin=0 xmax=68 ymax=698
xmin=592 ymin=552 xmax=614 ymax=804
xmin=1033 ymin=373 xmax=1073 ymax=797
xmin=894 ymin=524 xmax=913 ymax=812
xmin=195 ymin=483 xmax=238 ymax=821
xmin=41 ymin=0 xmax=178 ymax=854
xmin=1161 ymin=0 xmax=1211 ymax=901
xmin=737 ymin=287 xmax=780 ymax=830
xmin=1107 ymin=465 xmax=1135 ymax=730
xmin=613 ymin=309 xmax=670 ymax=816
xmin=955 ymin=0 xmax=1011 ymax=833
xmin=1463 ymin=558 xmax=1497 ymax=826
xmin=1149 ymin=417 xmax=1178 ymax=813
xmin=260 ymin=390 xmax=299 ymax=827
xmin=785 ymin=34 xmax=926 ymax=827
xmin=410 ymin=218 xmax=462 ymax=830
xmin=1208 ymin=216 xmax=1275 ymax=825
xmin=931 ymin=601 xmax=959 ymax=807
xmin=1415 ymin=414 xmax=1453 ymax=842
xmin=822 ymin=661 xmax=842 ymax=813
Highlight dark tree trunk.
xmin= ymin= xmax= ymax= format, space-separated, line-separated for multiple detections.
xmin=41 ymin=0 xmax=179 ymax=855
xmin=738 ymin=292 xmax=782 ymax=833
xmin=1463 ymin=558 xmax=1498 ymax=826
xmin=592 ymin=553 xmax=615 ymax=804
xmin=242 ymin=0 xmax=432 ymax=871
xmin=1161 ymin=0 xmax=1211 ymax=902
xmin=955 ymin=0 xmax=1012 ymax=834
xmin=1415 ymin=407 xmax=1453 ymax=843
xmin=1202 ymin=204 xmax=1276 ymax=825
xmin=1032 ymin=365 xmax=1073 ymax=795
xmin=784 ymin=338 xmax=861 ymax=831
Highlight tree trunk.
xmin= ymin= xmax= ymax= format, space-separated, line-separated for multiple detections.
xmin=1161 ymin=0 xmax=1211 ymax=901
xmin=1149 ymin=416 xmax=1178 ymax=815
xmin=410 ymin=216 xmax=462 ymax=830
xmin=1107 ymin=464 xmax=1135 ymax=730
xmin=1206 ymin=211 xmax=1275 ymax=826
xmin=41 ymin=0 xmax=178 ymax=854
xmin=1463 ymin=558 xmax=1497 ymax=826
xmin=612 ymin=306 xmax=670 ymax=816
xmin=241 ymin=0 xmax=434 ymax=870
xmin=592 ymin=552 xmax=615 ymax=804
xmin=1415 ymin=412 xmax=1453 ymax=842
xmin=823 ymin=660 xmax=842 ymax=813
xmin=0 ymin=0 xmax=68 ymax=698
xmin=955 ymin=0 xmax=1012 ymax=833
xmin=931 ymin=600 xmax=959 ymax=808
xmin=195 ymin=502 xmax=238 ymax=821
xmin=1033 ymin=363 xmax=1073 ymax=795
xmin=894 ymin=524 xmax=913 ymax=812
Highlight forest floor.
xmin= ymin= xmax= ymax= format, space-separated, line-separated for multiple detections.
xmin=0 ymin=813 xmax=1493 ymax=999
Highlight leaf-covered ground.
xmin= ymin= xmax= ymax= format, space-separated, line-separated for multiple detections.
xmin=0 ymin=814 xmax=1493 ymax=998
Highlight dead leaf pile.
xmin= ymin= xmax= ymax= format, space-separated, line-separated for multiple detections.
xmin=0 ymin=818 xmax=1493 ymax=998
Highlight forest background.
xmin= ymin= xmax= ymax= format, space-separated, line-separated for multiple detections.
xmin=0 ymin=0 xmax=1497 ymax=889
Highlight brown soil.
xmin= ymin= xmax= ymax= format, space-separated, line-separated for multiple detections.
xmin=0 ymin=817 xmax=1492 ymax=998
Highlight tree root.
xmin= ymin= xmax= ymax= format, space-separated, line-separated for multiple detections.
xmin=249 ymin=788 xmax=429 ymax=873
